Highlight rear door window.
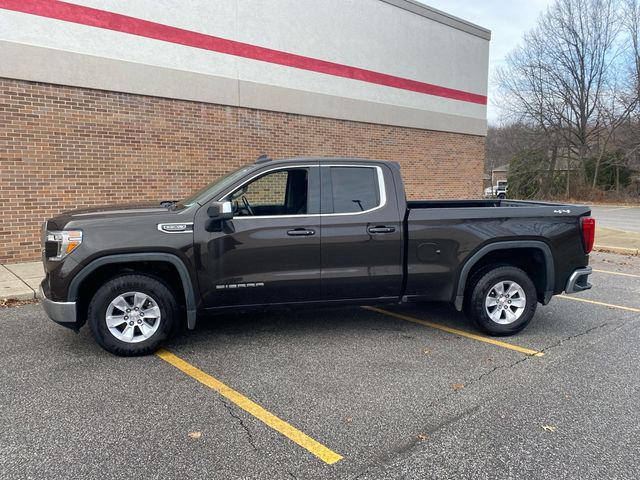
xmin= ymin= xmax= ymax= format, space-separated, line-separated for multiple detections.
xmin=323 ymin=166 xmax=380 ymax=214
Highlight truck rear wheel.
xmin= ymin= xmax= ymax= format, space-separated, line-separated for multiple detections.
xmin=466 ymin=266 xmax=537 ymax=336
xmin=88 ymin=274 xmax=178 ymax=356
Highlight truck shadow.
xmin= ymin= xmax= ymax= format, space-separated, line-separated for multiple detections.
xmin=170 ymin=302 xmax=472 ymax=348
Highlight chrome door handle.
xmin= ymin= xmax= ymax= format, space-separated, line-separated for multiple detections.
xmin=287 ymin=228 xmax=315 ymax=236
xmin=368 ymin=226 xmax=396 ymax=234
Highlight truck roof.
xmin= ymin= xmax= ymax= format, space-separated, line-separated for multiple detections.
xmin=255 ymin=156 xmax=401 ymax=170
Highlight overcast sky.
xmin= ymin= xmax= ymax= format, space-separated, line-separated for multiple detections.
xmin=421 ymin=0 xmax=554 ymax=123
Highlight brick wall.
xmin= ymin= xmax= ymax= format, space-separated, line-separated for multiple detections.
xmin=243 ymin=171 xmax=289 ymax=205
xmin=0 ymin=78 xmax=485 ymax=263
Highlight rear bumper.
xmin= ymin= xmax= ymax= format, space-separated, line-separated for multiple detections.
xmin=565 ymin=266 xmax=592 ymax=294
xmin=39 ymin=282 xmax=77 ymax=325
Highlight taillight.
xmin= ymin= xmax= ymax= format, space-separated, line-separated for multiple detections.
xmin=581 ymin=217 xmax=595 ymax=254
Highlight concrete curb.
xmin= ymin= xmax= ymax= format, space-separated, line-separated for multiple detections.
xmin=0 ymin=290 xmax=37 ymax=301
xmin=593 ymin=245 xmax=640 ymax=256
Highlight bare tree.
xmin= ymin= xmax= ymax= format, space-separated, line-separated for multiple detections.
xmin=494 ymin=27 xmax=566 ymax=195
xmin=625 ymin=0 xmax=640 ymax=103
xmin=485 ymin=123 xmax=540 ymax=171
xmin=494 ymin=0 xmax=640 ymax=198
xmin=591 ymin=0 xmax=640 ymax=184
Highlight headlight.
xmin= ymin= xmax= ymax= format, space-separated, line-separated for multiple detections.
xmin=44 ymin=230 xmax=83 ymax=260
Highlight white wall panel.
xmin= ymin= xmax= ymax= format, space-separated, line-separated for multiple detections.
xmin=0 ymin=0 xmax=490 ymax=135
xmin=72 ymin=0 xmax=239 ymax=38
xmin=236 ymin=0 xmax=488 ymax=95
xmin=0 ymin=9 xmax=240 ymax=80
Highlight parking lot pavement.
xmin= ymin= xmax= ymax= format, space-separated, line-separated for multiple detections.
xmin=589 ymin=205 xmax=640 ymax=233
xmin=1 ymin=252 xmax=639 ymax=479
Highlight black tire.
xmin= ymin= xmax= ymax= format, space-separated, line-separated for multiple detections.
xmin=497 ymin=193 xmax=506 ymax=199
xmin=465 ymin=266 xmax=537 ymax=336
xmin=88 ymin=274 xmax=178 ymax=356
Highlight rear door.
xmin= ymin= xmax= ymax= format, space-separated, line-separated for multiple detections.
xmin=320 ymin=164 xmax=403 ymax=300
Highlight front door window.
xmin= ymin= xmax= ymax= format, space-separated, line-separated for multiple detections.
xmin=229 ymin=168 xmax=311 ymax=217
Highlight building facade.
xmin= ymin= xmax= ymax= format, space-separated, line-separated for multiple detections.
xmin=0 ymin=0 xmax=490 ymax=263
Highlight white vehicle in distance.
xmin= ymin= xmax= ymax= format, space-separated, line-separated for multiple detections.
xmin=484 ymin=180 xmax=508 ymax=199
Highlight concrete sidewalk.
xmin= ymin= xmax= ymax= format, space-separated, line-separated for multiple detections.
xmin=1 ymin=224 xmax=639 ymax=302
xmin=594 ymin=227 xmax=640 ymax=255
xmin=1 ymin=262 xmax=43 ymax=301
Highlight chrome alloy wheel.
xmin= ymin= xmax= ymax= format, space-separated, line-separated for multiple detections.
xmin=484 ymin=280 xmax=526 ymax=325
xmin=105 ymin=291 xmax=162 ymax=343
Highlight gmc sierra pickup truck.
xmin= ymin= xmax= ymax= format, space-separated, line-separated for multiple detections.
xmin=40 ymin=156 xmax=594 ymax=356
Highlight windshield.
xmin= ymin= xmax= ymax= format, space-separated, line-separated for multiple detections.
xmin=179 ymin=165 xmax=254 ymax=207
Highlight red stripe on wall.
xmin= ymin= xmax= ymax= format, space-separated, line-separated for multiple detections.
xmin=0 ymin=0 xmax=488 ymax=105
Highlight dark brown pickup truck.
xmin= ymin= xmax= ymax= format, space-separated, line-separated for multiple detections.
xmin=40 ymin=156 xmax=594 ymax=356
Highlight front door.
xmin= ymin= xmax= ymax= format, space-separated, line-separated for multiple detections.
xmin=196 ymin=165 xmax=321 ymax=309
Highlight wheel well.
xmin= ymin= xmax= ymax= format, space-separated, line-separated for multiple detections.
xmin=76 ymin=261 xmax=187 ymax=326
xmin=464 ymin=248 xmax=548 ymax=303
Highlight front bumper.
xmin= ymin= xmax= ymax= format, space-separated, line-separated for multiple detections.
xmin=565 ymin=266 xmax=592 ymax=294
xmin=39 ymin=283 xmax=76 ymax=325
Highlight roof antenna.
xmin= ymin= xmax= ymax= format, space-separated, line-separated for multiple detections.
xmin=255 ymin=154 xmax=272 ymax=164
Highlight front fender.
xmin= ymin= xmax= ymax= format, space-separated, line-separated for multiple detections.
xmin=68 ymin=252 xmax=199 ymax=329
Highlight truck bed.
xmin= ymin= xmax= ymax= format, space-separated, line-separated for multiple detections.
xmin=404 ymin=199 xmax=591 ymax=305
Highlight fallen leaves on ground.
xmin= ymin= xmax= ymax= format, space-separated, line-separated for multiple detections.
xmin=416 ymin=434 xmax=429 ymax=441
xmin=188 ymin=431 xmax=202 ymax=439
xmin=542 ymin=425 xmax=557 ymax=432
xmin=0 ymin=298 xmax=39 ymax=308
xmin=451 ymin=383 xmax=465 ymax=391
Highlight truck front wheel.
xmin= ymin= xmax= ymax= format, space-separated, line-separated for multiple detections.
xmin=88 ymin=274 xmax=178 ymax=356
xmin=466 ymin=266 xmax=537 ymax=336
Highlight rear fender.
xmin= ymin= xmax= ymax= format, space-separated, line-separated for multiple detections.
xmin=454 ymin=241 xmax=555 ymax=311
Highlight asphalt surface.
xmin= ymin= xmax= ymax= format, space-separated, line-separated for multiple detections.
xmin=589 ymin=205 xmax=640 ymax=233
xmin=1 ymin=252 xmax=639 ymax=479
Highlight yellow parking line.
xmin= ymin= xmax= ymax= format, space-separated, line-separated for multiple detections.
xmin=557 ymin=295 xmax=640 ymax=313
xmin=363 ymin=306 xmax=544 ymax=357
xmin=156 ymin=349 xmax=343 ymax=465
xmin=593 ymin=268 xmax=640 ymax=279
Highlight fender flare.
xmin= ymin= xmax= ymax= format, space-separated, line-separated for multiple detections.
xmin=68 ymin=253 xmax=198 ymax=329
xmin=454 ymin=241 xmax=555 ymax=311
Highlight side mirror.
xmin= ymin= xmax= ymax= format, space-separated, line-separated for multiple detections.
xmin=207 ymin=201 xmax=233 ymax=221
